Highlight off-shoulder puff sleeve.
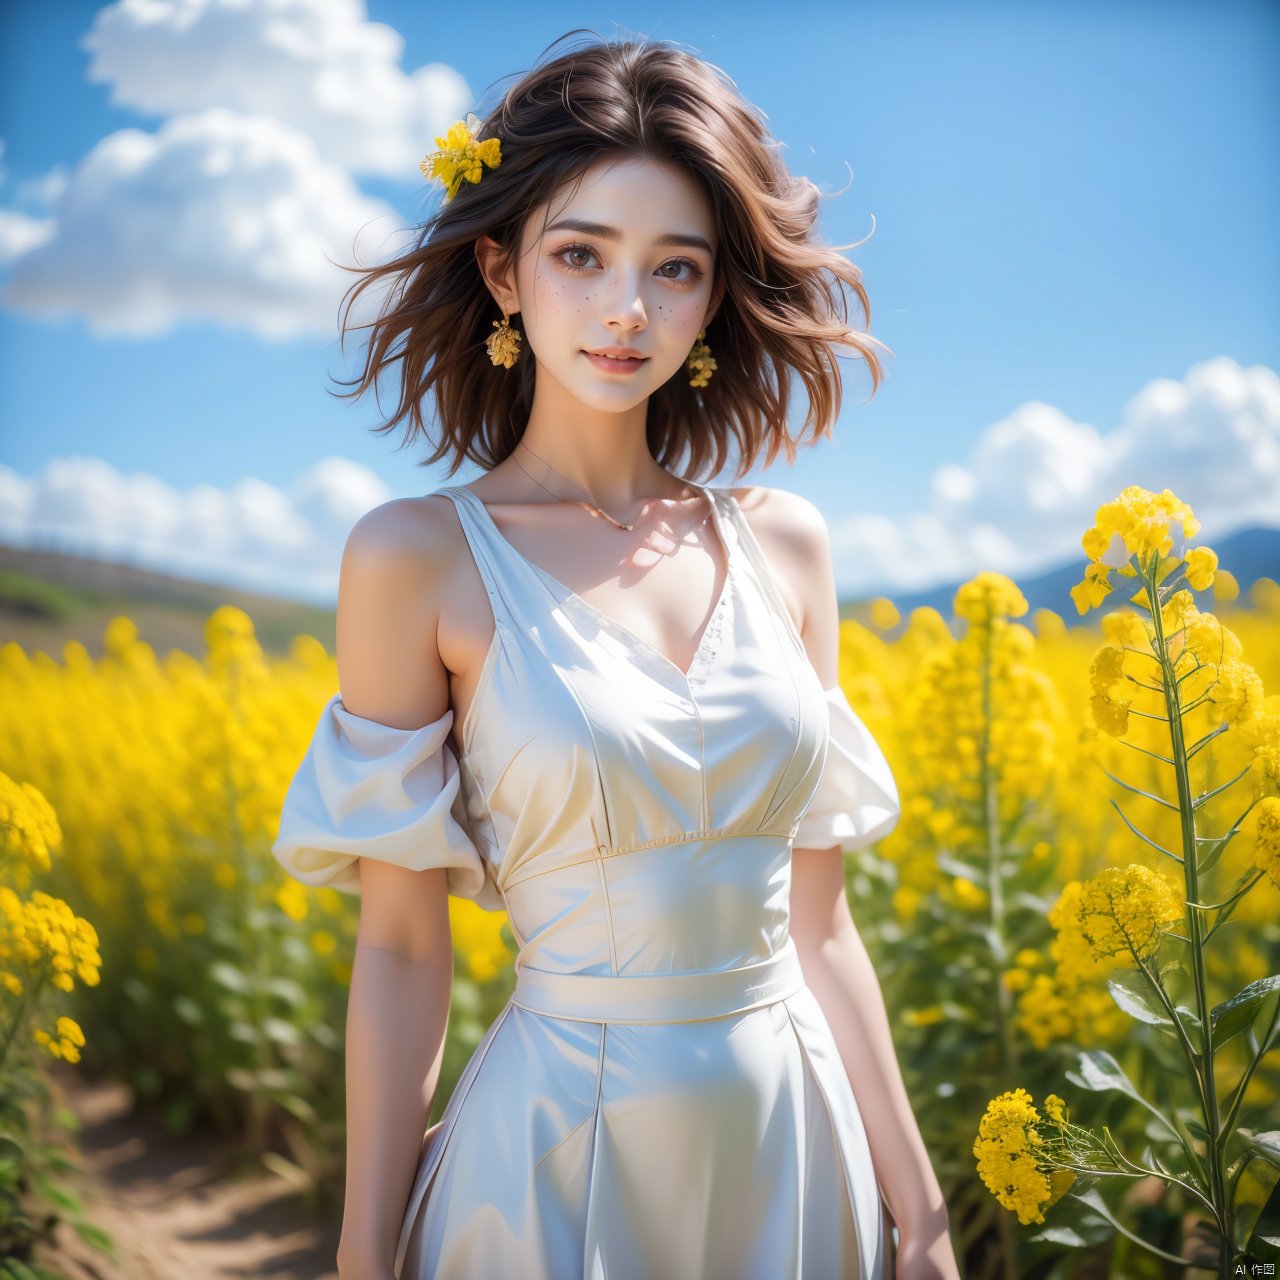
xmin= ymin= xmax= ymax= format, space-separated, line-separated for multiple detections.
xmin=794 ymin=684 xmax=902 ymax=853
xmin=272 ymin=692 xmax=502 ymax=910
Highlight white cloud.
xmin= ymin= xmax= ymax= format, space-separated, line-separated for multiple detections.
xmin=82 ymin=0 xmax=472 ymax=179
xmin=1 ymin=109 xmax=414 ymax=340
xmin=0 ymin=455 xmax=396 ymax=603
xmin=0 ymin=209 xmax=55 ymax=267
xmin=2 ymin=359 xmax=1275 ymax=605
xmin=827 ymin=356 xmax=1280 ymax=596
xmin=14 ymin=165 xmax=70 ymax=210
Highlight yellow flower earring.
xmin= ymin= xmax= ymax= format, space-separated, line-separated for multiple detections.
xmin=686 ymin=328 xmax=716 ymax=388
xmin=486 ymin=308 xmax=522 ymax=369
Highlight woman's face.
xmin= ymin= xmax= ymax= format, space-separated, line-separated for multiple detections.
xmin=504 ymin=154 xmax=721 ymax=411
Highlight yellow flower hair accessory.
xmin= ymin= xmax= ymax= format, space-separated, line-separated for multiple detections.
xmin=420 ymin=112 xmax=501 ymax=202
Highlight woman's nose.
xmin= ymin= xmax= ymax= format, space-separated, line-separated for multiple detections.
xmin=599 ymin=269 xmax=648 ymax=328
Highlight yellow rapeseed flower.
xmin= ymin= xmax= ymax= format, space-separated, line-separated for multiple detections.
xmin=310 ymin=929 xmax=337 ymax=957
xmin=0 ymin=772 xmax=62 ymax=890
xmin=1251 ymin=796 xmax=1280 ymax=890
xmin=56 ymin=1015 xmax=85 ymax=1047
xmin=420 ymin=116 xmax=502 ymax=202
xmin=1205 ymin=659 xmax=1265 ymax=726
xmin=1211 ymin=568 xmax=1240 ymax=603
xmin=952 ymin=877 xmax=990 ymax=910
xmin=1073 ymin=486 xmax=1217 ymax=616
xmin=1042 ymin=1093 xmax=1068 ymax=1125
xmin=1002 ymin=968 xmax=1032 ymax=993
xmin=1185 ymin=546 xmax=1217 ymax=591
xmin=973 ymin=1087 xmax=1075 ymax=1226
xmin=954 ymin=572 xmax=1029 ymax=628
xmin=892 ymin=885 xmax=923 ymax=923
xmin=903 ymin=1005 xmax=946 ymax=1027
xmin=870 ymin=597 xmax=900 ymax=631
xmin=32 ymin=1015 xmax=86 ymax=1064
xmin=1070 ymin=563 xmax=1113 ymax=615
xmin=1076 ymin=865 xmax=1183 ymax=964
xmin=275 ymin=878 xmax=309 ymax=923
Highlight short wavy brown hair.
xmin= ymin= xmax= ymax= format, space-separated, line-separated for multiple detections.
xmin=334 ymin=29 xmax=891 ymax=481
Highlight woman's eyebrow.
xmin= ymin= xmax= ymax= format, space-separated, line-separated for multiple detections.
xmin=544 ymin=218 xmax=712 ymax=254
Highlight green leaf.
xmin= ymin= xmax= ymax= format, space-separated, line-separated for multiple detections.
xmin=1106 ymin=971 xmax=1172 ymax=1025
xmin=1197 ymin=833 xmax=1231 ymax=876
xmin=1071 ymin=1186 xmax=1195 ymax=1264
xmin=226 ymin=1067 xmax=260 ymax=1092
xmin=30 ymin=1172 xmax=81 ymax=1212
xmin=262 ymin=1017 xmax=303 ymax=1046
xmin=306 ymin=1021 xmax=340 ymax=1051
xmin=274 ymin=1091 xmax=318 ymax=1126
xmin=263 ymin=976 xmax=308 ymax=1006
xmin=1211 ymin=975 xmax=1280 ymax=1051
xmin=1066 ymin=1050 xmax=1186 ymax=1150
xmin=1185 ymin=1117 xmax=1209 ymax=1141
xmin=1022 ymin=1188 xmax=1115 ymax=1247
xmin=1245 ymin=1132 xmax=1280 ymax=1168
xmin=1067 ymin=1050 xmax=1148 ymax=1104
xmin=70 ymin=1218 xmax=119 ymax=1257
xmin=1246 ymin=1173 xmax=1280 ymax=1263
xmin=173 ymin=995 xmax=204 ymax=1026
xmin=259 ymin=1150 xmax=311 ymax=1191
xmin=209 ymin=961 xmax=251 ymax=994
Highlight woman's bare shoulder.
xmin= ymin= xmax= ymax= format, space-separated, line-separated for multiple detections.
xmin=341 ymin=492 xmax=470 ymax=586
xmin=336 ymin=495 xmax=476 ymax=729
xmin=722 ymin=483 xmax=828 ymax=557
xmin=722 ymin=483 xmax=834 ymax=637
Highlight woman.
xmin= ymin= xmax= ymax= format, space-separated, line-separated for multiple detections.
xmin=273 ymin=30 xmax=961 ymax=1280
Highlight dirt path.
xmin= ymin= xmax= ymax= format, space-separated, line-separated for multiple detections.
xmin=39 ymin=1067 xmax=341 ymax=1280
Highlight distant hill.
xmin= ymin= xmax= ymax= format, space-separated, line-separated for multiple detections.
xmin=3 ymin=526 xmax=1276 ymax=661
xmin=0 ymin=546 xmax=336 ymax=661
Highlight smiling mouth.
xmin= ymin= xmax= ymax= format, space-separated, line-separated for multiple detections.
xmin=581 ymin=351 xmax=650 ymax=377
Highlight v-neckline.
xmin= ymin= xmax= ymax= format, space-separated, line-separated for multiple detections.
xmin=454 ymin=483 xmax=736 ymax=689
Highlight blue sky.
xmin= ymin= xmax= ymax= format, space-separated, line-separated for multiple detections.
xmin=0 ymin=1 xmax=1276 ymax=603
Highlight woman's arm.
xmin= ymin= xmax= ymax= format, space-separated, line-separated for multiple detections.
xmin=740 ymin=487 xmax=957 ymax=1272
xmin=790 ymin=852 xmax=951 ymax=1248
xmin=338 ymin=938 xmax=451 ymax=1277
xmin=328 ymin=503 xmax=460 ymax=1278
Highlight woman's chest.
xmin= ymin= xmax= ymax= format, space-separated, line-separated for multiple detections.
xmin=458 ymin=577 xmax=831 ymax=850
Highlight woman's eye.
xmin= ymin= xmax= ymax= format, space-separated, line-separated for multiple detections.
xmin=658 ymin=258 xmax=704 ymax=283
xmin=551 ymin=243 xmax=598 ymax=272
xmin=551 ymin=244 xmax=704 ymax=284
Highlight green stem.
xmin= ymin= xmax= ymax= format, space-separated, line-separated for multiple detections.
xmin=0 ymin=966 xmax=49 ymax=1073
xmin=0 ymin=991 xmax=27 ymax=1074
xmin=221 ymin=663 xmax=270 ymax=1151
xmin=1220 ymin=994 xmax=1280 ymax=1140
xmin=979 ymin=622 xmax=1018 ymax=1079
xmin=1130 ymin=950 xmax=1212 ymax=1146
xmin=1188 ymin=870 xmax=1265 ymax=916
xmin=1145 ymin=553 xmax=1231 ymax=1269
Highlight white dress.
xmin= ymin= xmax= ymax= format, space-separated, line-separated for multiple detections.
xmin=273 ymin=483 xmax=902 ymax=1279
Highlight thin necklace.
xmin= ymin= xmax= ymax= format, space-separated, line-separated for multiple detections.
xmin=512 ymin=439 xmax=638 ymax=531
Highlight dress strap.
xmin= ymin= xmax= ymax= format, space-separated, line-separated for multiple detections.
xmin=716 ymin=490 xmax=807 ymax=652
xmin=434 ymin=485 xmax=542 ymax=645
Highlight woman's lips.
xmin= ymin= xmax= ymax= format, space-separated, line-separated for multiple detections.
xmin=583 ymin=351 xmax=648 ymax=374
